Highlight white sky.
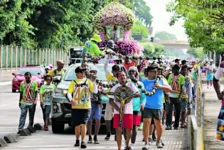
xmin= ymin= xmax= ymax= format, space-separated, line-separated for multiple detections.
xmin=145 ymin=0 xmax=188 ymax=41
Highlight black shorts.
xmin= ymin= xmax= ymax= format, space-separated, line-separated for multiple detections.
xmin=143 ymin=108 xmax=163 ymax=120
xmin=72 ymin=109 xmax=91 ymax=127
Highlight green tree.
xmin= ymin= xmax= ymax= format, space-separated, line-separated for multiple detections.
xmin=133 ymin=0 xmax=152 ymax=27
xmin=142 ymin=42 xmax=164 ymax=57
xmin=132 ymin=20 xmax=148 ymax=40
xmin=167 ymin=0 xmax=224 ymax=53
xmin=155 ymin=31 xmax=177 ymax=40
xmin=187 ymin=47 xmax=205 ymax=59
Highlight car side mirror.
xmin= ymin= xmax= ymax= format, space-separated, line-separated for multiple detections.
xmin=12 ymin=72 xmax=15 ymax=76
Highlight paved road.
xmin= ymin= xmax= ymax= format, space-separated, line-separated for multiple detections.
xmin=0 ymin=81 xmax=188 ymax=150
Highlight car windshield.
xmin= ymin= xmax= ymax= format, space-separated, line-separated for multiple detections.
xmin=17 ymin=68 xmax=42 ymax=76
xmin=64 ymin=64 xmax=112 ymax=81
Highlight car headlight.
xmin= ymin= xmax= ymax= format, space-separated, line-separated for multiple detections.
xmin=52 ymin=102 xmax=62 ymax=113
xmin=13 ymin=78 xmax=18 ymax=82
xmin=54 ymin=88 xmax=63 ymax=96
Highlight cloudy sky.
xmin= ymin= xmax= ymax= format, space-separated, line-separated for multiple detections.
xmin=145 ymin=0 xmax=188 ymax=41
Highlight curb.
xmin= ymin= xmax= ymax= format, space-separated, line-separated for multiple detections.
xmin=3 ymin=134 xmax=19 ymax=143
xmin=0 ymin=138 xmax=7 ymax=147
xmin=0 ymin=123 xmax=43 ymax=148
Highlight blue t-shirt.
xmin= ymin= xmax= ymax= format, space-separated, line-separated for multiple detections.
xmin=132 ymin=81 xmax=146 ymax=111
xmin=142 ymin=78 xmax=164 ymax=109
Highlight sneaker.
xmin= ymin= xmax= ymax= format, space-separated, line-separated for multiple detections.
xmin=142 ymin=144 xmax=149 ymax=150
xmin=130 ymin=143 xmax=135 ymax=150
xmin=74 ymin=140 xmax=80 ymax=147
xmin=94 ymin=136 xmax=99 ymax=144
xmin=156 ymin=140 xmax=163 ymax=148
xmin=174 ymin=127 xmax=178 ymax=130
xmin=148 ymin=137 xmax=153 ymax=145
xmin=88 ymin=136 xmax=92 ymax=144
xmin=17 ymin=130 xmax=22 ymax=135
xmin=81 ymin=141 xmax=87 ymax=149
xmin=166 ymin=126 xmax=172 ymax=130
xmin=104 ymin=132 xmax=111 ymax=140
xmin=138 ymin=122 xmax=143 ymax=130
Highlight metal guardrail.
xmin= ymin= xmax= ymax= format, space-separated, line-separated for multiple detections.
xmin=188 ymin=66 xmax=205 ymax=150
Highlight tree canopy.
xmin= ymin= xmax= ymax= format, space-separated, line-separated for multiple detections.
xmin=187 ymin=47 xmax=205 ymax=60
xmin=0 ymin=0 xmax=134 ymax=49
xmin=167 ymin=0 xmax=224 ymax=53
xmin=154 ymin=31 xmax=177 ymax=40
xmin=132 ymin=20 xmax=149 ymax=40
xmin=133 ymin=0 xmax=153 ymax=27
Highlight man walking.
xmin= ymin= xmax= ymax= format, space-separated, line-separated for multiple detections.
xmin=166 ymin=64 xmax=185 ymax=130
xmin=109 ymin=71 xmax=140 ymax=150
xmin=67 ymin=66 xmax=98 ymax=149
xmin=142 ymin=65 xmax=171 ymax=149
xmin=18 ymin=72 xmax=38 ymax=134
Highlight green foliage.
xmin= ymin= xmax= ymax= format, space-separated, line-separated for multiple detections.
xmin=132 ymin=20 xmax=148 ymax=39
xmin=142 ymin=42 xmax=164 ymax=57
xmin=155 ymin=31 xmax=177 ymax=40
xmin=167 ymin=0 xmax=224 ymax=53
xmin=187 ymin=47 xmax=205 ymax=59
xmin=133 ymin=0 xmax=152 ymax=26
xmin=0 ymin=0 xmax=152 ymax=50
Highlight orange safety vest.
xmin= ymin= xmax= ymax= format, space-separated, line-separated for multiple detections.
xmin=24 ymin=81 xmax=35 ymax=103
xmin=171 ymin=74 xmax=180 ymax=94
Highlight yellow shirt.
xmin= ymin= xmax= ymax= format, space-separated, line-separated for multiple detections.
xmin=106 ymin=73 xmax=117 ymax=83
xmin=68 ymin=78 xmax=93 ymax=109
xmin=48 ymin=69 xmax=65 ymax=78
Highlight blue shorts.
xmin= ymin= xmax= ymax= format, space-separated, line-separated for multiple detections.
xmin=206 ymin=73 xmax=213 ymax=81
xmin=89 ymin=102 xmax=102 ymax=121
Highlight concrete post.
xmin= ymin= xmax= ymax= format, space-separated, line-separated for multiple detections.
xmin=5 ymin=45 xmax=8 ymax=70
xmin=0 ymin=45 xmax=2 ymax=69
xmin=15 ymin=46 xmax=18 ymax=69
xmin=10 ymin=46 xmax=12 ymax=70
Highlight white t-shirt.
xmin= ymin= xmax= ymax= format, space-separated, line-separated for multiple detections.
xmin=110 ymin=82 xmax=138 ymax=114
xmin=206 ymin=64 xmax=216 ymax=75
xmin=215 ymin=67 xmax=224 ymax=80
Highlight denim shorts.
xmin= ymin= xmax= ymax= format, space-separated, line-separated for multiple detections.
xmin=89 ymin=102 xmax=102 ymax=121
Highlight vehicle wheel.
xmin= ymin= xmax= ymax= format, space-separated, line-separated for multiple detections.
xmin=12 ymin=89 xmax=16 ymax=93
xmin=52 ymin=119 xmax=64 ymax=134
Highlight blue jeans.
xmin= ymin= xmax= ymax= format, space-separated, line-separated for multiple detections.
xmin=18 ymin=104 xmax=35 ymax=130
xmin=41 ymin=104 xmax=51 ymax=122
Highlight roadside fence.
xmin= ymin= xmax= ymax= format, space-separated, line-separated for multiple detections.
xmin=188 ymin=66 xmax=205 ymax=150
xmin=0 ymin=45 xmax=69 ymax=70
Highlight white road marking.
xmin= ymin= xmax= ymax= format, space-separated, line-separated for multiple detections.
xmin=0 ymin=81 xmax=11 ymax=86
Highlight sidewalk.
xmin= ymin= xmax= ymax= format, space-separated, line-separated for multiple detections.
xmin=203 ymin=84 xmax=224 ymax=149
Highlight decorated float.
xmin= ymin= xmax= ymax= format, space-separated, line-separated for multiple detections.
xmin=94 ymin=1 xmax=144 ymax=56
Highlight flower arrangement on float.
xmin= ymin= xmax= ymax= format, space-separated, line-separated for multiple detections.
xmin=94 ymin=1 xmax=144 ymax=56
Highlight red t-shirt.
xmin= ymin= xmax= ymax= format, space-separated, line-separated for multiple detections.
xmin=123 ymin=61 xmax=135 ymax=70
